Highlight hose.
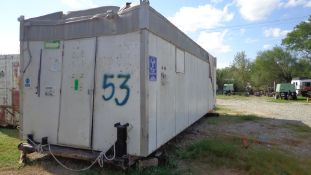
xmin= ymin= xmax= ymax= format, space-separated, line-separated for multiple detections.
xmin=27 ymin=139 xmax=116 ymax=172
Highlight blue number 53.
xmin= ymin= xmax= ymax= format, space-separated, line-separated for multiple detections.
xmin=102 ymin=74 xmax=131 ymax=106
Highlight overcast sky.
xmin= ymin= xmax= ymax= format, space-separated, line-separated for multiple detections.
xmin=0 ymin=0 xmax=310 ymax=68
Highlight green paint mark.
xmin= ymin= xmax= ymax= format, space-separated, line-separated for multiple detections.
xmin=74 ymin=79 xmax=79 ymax=91
xmin=44 ymin=40 xmax=60 ymax=49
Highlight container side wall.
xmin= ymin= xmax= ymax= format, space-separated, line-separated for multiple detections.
xmin=175 ymin=49 xmax=187 ymax=134
xmin=21 ymin=41 xmax=63 ymax=143
xmin=93 ymin=32 xmax=141 ymax=155
xmin=0 ymin=55 xmax=20 ymax=126
xmin=0 ymin=55 xmax=19 ymax=107
xmin=147 ymin=33 xmax=214 ymax=154
xmin=148 ymin=33 xmax=176 ymax=151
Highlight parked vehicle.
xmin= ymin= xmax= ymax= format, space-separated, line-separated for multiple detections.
xmin=291 ymin=77 xmax=311 ymax=97
xmin=275 ymin=83 xmax=297 ymax=100
xmin=223 ymin=84 xmax=234 ymax=95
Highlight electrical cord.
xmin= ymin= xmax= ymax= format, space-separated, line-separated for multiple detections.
xmin=26 ymin=139 xmax=116 ymax=172
xmin=23 ymin=28 xmax=32 ymax=74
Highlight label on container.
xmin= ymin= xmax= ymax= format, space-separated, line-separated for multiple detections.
xmin=44 ymin=41 xmax=60 ymax=49
xmin=24 ymin=78 xmax=31 ymax=87
xmin=74 ymin=79 xmax=79 ymax=91
xmin=45 ymin=86 xmax=55 ymax=96
xmin=149 ymin=56 xmax=157 ymax=81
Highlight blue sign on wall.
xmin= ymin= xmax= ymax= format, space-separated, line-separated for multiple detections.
xmin=25 ymin=78 xmax=31 ymax=87
xmin=149 ymin=56 xmax=157 ymax=81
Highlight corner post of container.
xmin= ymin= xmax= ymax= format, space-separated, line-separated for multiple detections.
xmin=17 ymin=15 xmax=25 ymax=139
xmin=139 ymin=2 xmax=150 ymax=157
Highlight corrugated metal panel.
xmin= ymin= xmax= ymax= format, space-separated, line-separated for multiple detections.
xmin=21 ymin=42 xmax=63 ymax=143
xmin=93 ymin=32 xmax=141 ymax=155
xmin=0 ymin=55 xmax=20 ymax=126
xmin=147 ymin=33 xmax=213 ymax=154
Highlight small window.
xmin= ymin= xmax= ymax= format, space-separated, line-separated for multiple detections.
xmin=176 ymin=48 xmax=185 ymax=73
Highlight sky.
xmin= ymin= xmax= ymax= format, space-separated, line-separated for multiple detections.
xmin=0 ymin=0 xmax=310 ymax=68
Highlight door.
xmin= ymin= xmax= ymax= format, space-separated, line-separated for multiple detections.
xmin=58 ymin=38 xmax=96 ymax=148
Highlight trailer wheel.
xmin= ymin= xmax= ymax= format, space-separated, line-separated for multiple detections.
xmin=275 ymin=94 xmax=279 ymax=99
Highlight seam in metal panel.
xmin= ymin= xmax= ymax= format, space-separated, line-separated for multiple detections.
xmin=56 ymin=42 xmax=65 ymax=144
xmin=90 ymin=37 xmax=98 ymax=149
xmin=140 ymin=29 xmax=149 ymax=156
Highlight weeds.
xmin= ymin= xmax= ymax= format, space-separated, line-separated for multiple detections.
xmin=178 ymin=138 xmax=311 ymax=175
xmin=285 ymin=123 xmax=311 ymax=133
xmin=0 ymin=128 xmax=21 ymax=170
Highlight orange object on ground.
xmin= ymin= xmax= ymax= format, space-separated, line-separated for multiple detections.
xmin=242 ymin=137 xmax=249 ymax=148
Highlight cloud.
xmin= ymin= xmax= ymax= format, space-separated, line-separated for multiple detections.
xmin=197 ymin=30 xmax=232 ymax=55
xmin=282 ymin=0 xmax=306 ymax=7
xmin=0 ymin=33 xmax=19 ymax=54
xmin=264 ymin=28 xmax=290 ymax=38
xmin=235 ymin=0 xmax=280 ymax=21
xmin=280 ymin=0 xmax=311 ymax=7
xmin=245 ymin=38 xmax=258 ymax=44
xmin=210 ymin=0 xmax=224 ymax=4
xmin=263 ymin=44 xmax=272 ymax=49
xmin=169 ymin=4 xmax=234 ymax=33
xmin=60 ymin=0 xmax=96 ymax=9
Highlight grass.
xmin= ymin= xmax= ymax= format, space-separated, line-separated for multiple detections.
xmin=265 ymin=96 xmax=309 ymax=104
xmin=177 ymin=137 xmax=311 ymax=175
xmin=217 ymin=94 xmax=310 ymax=104
xmin=217 ymin=94 xmax=250 ymax=100
xmin=0 ymin=128 xmax=21 ymax=170
xmin=284 ymin=123 xmax=311 ymax=133
xmin=208 ymin=105 xmax=263 ymax=125
xmin=206 ymin=114 xmax=262 ymax=126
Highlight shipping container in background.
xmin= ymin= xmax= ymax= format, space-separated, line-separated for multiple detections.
xmin=18 ymin=1 xmax=216 ymax=168
xmin=0 ymin=54 xmax=20 ymax=127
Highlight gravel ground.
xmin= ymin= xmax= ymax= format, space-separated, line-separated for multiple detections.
xmin=217 ymin=97 xmax=311 ymax=126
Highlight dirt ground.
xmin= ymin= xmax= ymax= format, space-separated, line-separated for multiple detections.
xmin=1 ymin=96 xmax=311 ymax=175
xmin=214 ymin=97 xmax=311 ymax=157
xmin=217 ymin=97 xmax=311 ymax=126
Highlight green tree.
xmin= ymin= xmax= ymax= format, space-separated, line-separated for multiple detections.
xmin=231 ymin=51 xmax=252 ymax=91
xmin=251 ymin=47 xmax=296 ymax=89
xmin=282 ymin=16 xmax=311 ymax=59
xmin=216 ymin=67 xmax=234 ymax=92
xmin=292 ymin=58 xmax=311 ymax=78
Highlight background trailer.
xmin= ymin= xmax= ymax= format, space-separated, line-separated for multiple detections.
xmin=0 ymin=54 xmax=20 ymax=127
xmin=19 ymin=1 xmax=216 ymax=166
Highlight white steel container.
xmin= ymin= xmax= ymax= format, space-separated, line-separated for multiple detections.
xmin=19 ymin=2 xmax=216 ymax=157
xmin=0 ymin=54 xmax=20 ymax=126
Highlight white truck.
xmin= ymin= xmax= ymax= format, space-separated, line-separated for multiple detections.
xmin=291 ymin=77 xmax=311 ymax=97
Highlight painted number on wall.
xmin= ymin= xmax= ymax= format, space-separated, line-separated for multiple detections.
xmin=102 ymin=74 xmax=131 ymax=106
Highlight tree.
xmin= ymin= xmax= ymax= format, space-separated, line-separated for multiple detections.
xmin=282 ymin=16 xmax=311 ymax=59
xmin=216 ymin=67 xmax=233 ymax=92
xmin=292 ymin=58 xmax=311 ymax=78
xmin=231 ymin=51 xmax=252 ymax=91
xmin=251 ymin=47 xmax=296 ymax=89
